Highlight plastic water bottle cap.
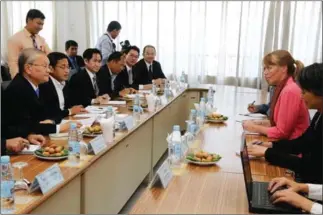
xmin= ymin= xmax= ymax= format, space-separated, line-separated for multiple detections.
xmin=107 ymin=106 xmax=113 ymax=111
xmin=1 ymin=155 xmax=10 ymax=163
xmin=133 ymin=105 xmax=140 ymax=111
xmin=70 ymin=122 xmax=77 ymax=129
xmin=173 ymin=125 xmax=180 ymax=131
xmin=200 ymin=98 xmax=205 ymax=102
xmin=191 ymin=109 xmax=197 ymax=114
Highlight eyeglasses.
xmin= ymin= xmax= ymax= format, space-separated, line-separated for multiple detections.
xmin=55 ymin=65 xmax=69 ymax=70
xmin=29 ymin=64 xmax=49 ymax=69
xmin=128 ymin=54 xmax=139 ymax=59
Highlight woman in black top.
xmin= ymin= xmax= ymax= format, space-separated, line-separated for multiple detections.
xmin=248 ymin=63 xmax=323 ymax=184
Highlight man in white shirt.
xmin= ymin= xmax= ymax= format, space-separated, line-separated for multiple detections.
xmin=95 ymin=21 xmax=122 ymax=66
xmin=268 ymin=177 xmax=322 ymax=214
xmin=39 ymin=52 xmax=87 ymax=122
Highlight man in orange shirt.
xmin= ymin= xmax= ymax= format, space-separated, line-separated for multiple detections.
xmin=7 ymin=9 xmax=51 ymax=78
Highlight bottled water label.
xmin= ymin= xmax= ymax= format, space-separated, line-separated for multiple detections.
xmin=174 ymin=144 xmax=182 ymax=160
xmin=1 ymin=181 xmax=14 ymax=198
xmin=69 ymin=141 xmax=80 ymax=154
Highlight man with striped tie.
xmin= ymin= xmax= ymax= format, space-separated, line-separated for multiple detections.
xmin=7 ymin=9 xmax=51 ymax=78
xmin=68 ymin=48 xmax=110 ymax=107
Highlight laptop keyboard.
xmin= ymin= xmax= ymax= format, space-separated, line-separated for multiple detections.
xmin=253 ymin=183 xmax=275 ymax=208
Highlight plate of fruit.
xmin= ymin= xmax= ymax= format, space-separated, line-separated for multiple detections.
xmin=83 ymin=123 xmax=102 ymax=137
xmin=205 ymin=112 xmax=228 ymax=123
xmin=186 ymin=150 xmax=222 ymax=165
xmin=34 ymin=144 xmax=68 ymax=160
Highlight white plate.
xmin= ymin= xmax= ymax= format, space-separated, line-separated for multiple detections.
xmin=83 ymin=133 xmax=102 ymax=137
xmin=185 ymin=158 xmax=219 ymax=166
xmin=33 ymin=152 xmax=68 ymax=161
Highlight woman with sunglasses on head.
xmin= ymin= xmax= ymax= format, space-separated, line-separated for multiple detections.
xmin=247 ymin=63 xmax=323 ymax=183
xmin=243 ymin=50 xmax=309 ymax=141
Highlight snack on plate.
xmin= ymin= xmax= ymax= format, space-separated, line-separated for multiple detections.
xmin=35 ymin=144 xmax=68 ymax=157
xmin=206 ymin=112 xmax=228 ymax=121
xmin=186 ymin=150 xmax=222 ymax=162
xmin=83 ymin=123 xmax=102 ymax=135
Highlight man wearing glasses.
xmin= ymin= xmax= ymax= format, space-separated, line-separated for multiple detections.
xmin=39 ymin=52 xmax=86 ymax=122
xmin=2 ymin=48 xmax=80 ymax=139
xmin=119 ymin=46 xmax=140 ymax=90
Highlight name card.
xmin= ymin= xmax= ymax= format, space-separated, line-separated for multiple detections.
xmin=29 ymin=164 xmax=64 ymax=194
xmin=88 ymin=135 xmax=107 ymax=155
xmin=149 ymin=159 xmax=173 ymax=189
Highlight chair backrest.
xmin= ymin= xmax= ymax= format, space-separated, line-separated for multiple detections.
xmin=1 ymin=80 xmax=11 ymax=91
xmin=1 ymin=65 xmax=11 ymax=82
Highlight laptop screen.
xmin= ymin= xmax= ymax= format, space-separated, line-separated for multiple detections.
xmin=240 ymin=132 xmax=253 ymax=202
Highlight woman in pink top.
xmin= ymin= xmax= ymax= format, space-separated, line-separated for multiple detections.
xmin=243 ymin=50 xmax=309 ymax=140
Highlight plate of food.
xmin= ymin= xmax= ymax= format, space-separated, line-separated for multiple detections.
xmin=82 ymin=123 xmax=102 ymax=137
xmin=34 ymin=145 xmax=68 ymax=160
xmin=186 ymin=150 xmax=222 ymax=165
xmin=205 ymin=112 xmax=228 ymax=123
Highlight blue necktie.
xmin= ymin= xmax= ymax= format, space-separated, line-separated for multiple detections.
xmin=35 ymin=88 xmax=40 ymax=97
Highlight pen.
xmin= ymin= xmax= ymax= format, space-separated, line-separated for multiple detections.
xmin=251 ymin=101 xmax=255 ymax=105
xmin=253 ymin=141 xmax=263 ymax=145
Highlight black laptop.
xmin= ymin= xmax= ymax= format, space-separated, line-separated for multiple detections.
xmin=239 ymin=133 xmax=303 ymax=214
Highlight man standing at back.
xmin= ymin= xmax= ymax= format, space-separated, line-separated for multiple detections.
xmin=7 ymin=9 xmax=51 ymax=78
xmin=95 ymin=21 xmax=122 ymax=66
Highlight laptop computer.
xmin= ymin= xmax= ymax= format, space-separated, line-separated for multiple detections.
xmin=240 ymin=132 xmax=303 ymax=214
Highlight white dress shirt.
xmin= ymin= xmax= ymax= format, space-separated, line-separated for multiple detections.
xmin=126 ymin=64 xmax=133 ymax=85
xmin=139 ymin=61 xmax=153 ymax=90
xmin=85 ymin=68 xmax=98 ymax=104
xmin=308 ymin=184 xmax=322 ymax=214
xmin=95 ymin=32 xmax=115 ymax=66
xmin=50 ymin=76 xmax=66 ymax=110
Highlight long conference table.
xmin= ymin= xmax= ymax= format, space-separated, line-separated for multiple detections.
xmin=10 ymin=85 xmax=293 ymax=214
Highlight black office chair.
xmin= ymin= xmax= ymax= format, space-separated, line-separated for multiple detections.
xmin=1 ymin=65 xmax=11 ymax=82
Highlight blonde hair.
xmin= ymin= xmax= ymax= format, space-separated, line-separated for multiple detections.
xmin=263 ymin=50 xmax=304 ymax=78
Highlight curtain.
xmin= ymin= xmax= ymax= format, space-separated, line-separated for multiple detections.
xmin=87 ymin=0 xmax=322 ymax=89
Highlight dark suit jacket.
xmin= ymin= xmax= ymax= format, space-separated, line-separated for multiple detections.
xmin=39 ymin=77 xmax=71 ymax=122
xmin=132 ymin=59 xmax=166 ymax=89
xmin=1 ymin=74 xmax=57 ymax=138
xmin=118 ymin=67 xmax=134 ymax=89
xmin=67 ymin=55 xmax=85 ymax=70
xmin=96 ymin=65 xmax=124 ymax=99
xmin=68 ymin=68 xmax=96 ymax=107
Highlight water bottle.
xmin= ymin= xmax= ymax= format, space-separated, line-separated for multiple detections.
xmin=105 ymin=106 xmax=114 ymax=119
xmin=207 ymin=86 xmax=214 ymax=109
xmin=134 ymin=94 xmax=140 ymax=106
xmin=1 ymin=156 xmax=15 ymax=214
xmin=189 ymin=109 xmax=197 ymax=124
xmin=197 ymin=98 xmax=206 ymax=126
xmin=185 ymin=123 xmax=196 ymax=153
xmin=68 ymin=123 xmax=80 ymax=166
xmin=180 ymin=71 xmax=186 ymax=90
xmin=133 ymin=105 xmax=141 ymax=125
xmin=78 ymin=131 xmax=88 ymax=161
xmin=152 ymin=83 xmax=157 ymax=96
xmin=168 ymin=125 xmax=183 ymax=169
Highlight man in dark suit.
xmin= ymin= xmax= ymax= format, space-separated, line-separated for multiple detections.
xmin=118 ymin=46 xmax=140 ymax=89
xmin=2 ymin=48 xmax=75 ymax=138
xmin=132 ymin=45 xmax=166 ymax=90
xmin=97 ymin=51 xmax=134 ymax=99
xmin=68 ymin=48 xmax=110 ymax=107
xmin=65 ymin=40 xmax=85 ymax=79
xmin=39 ymin=52 xmax=86 ymax=122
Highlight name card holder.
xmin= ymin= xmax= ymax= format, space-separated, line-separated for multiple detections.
xmin=149 ymin=159 xmax=173 ymax=189
xmin=29 ymin=163 xmax=64 ymax=194
xmin=88 ymin=135 xmax=107 ymax=155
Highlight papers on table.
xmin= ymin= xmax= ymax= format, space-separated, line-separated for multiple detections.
xmin=74 ymin=113 xmax=105 ymax=118
xmin=138 ymin=90 xmax=151 ymax=94
xmin=19 ymin=145 xmax=40 ymax=155
xmin=125 ymin=94 xmax=144 ymax=99
xmin=238 ymin=113 xmax=267 ymax=118
xmin=61 ymin=117 xmax=96 ymax=127
xmin=85 ymin=106 xmax=107 ymax=114
xmin=105 ymin=101 xmax=126 ymax=105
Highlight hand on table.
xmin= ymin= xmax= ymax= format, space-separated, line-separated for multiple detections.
xmin=6 ymin=137 xmax=29 ymax=153
xmin=247 ymin=144 xmax=268 ymax=157
xmin=27 ymin=134 xmax=46 ymax=146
